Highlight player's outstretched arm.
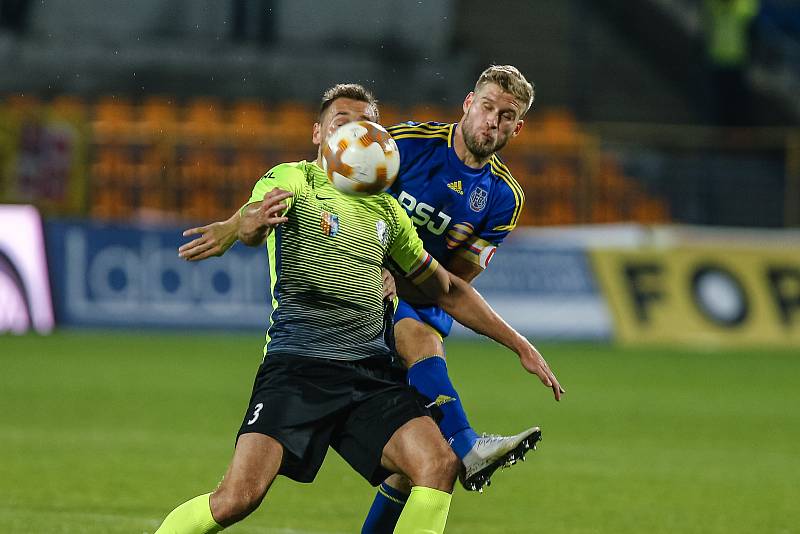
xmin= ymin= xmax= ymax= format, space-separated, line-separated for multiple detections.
xmin=238 ymin=189 xmax=293 ymax=246
xmin=414 ymin=267 xmax=565 ymax=401
xmin=391 ymin=252 xmax=488 ymax=306
xmin=178 ymin=211 xmax=241 ymax=261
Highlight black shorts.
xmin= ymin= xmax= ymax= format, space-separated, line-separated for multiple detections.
xmin=237 ymin=353 xmax=435 ymax=485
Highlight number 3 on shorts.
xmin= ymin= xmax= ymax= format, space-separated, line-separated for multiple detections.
xmin=247 ymin=402 xmax=263 ymax=425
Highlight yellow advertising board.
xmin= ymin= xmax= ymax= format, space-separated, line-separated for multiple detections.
xmin=591 ymin=247 xmax=800 ymax=346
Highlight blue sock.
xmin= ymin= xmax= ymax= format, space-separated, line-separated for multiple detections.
xmin=361 ymin=482 xmax=408 ymax=534
xmin=407 ymin=356 xmax=479 ymax=459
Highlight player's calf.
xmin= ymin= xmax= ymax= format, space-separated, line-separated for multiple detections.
xmin=210 ymin=484 xmax=266 ymax=526
xmin=209 ymin=433 xmax=283 ymax=526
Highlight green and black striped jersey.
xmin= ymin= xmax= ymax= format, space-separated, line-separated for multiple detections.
xmin=248 ymin=161 xmax=438 ymax=361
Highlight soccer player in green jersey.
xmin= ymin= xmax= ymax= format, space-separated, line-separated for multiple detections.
xmin=154 ymin=84 xmax=560 ymax=534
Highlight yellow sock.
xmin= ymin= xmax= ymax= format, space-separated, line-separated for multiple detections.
xmin=393 ymin=486 xmax=452 ymax=534
xmin=154 ymin=493 xmax=223 ymax=534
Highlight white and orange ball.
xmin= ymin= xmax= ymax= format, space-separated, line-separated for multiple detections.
xmin=321 ymin=121 xmax=400 ymax=195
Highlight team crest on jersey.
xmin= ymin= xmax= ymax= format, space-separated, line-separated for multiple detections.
xmin=320 ymin=211 xmax=339 ymax=237
xmin=469 ymin=187 xmax=488 ymax=212
xmin=376 ymin=219 xmax=389 ymax=246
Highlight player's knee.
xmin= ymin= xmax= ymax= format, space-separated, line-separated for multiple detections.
xmin=395 ymin=320 xmax=445 ymax=368
xmin=210 ymin=481 xmax=267 ymax=526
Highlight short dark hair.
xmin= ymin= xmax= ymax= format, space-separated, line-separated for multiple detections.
xmin=319 ymin=83 xmax=380 ymax=122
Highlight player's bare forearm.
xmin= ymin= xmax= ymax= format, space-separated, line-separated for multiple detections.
xmin=414 ymin=268 xmax=504 ymax=338
xmin=437 ymin=274 xmax=523 ymax=351
xmin=396 ymin=255 xmax=484 ymax=306
xmin=238 ymin=189 xmax=292 ymax=247
xmin=178 ymin=212 xmax=240 ymax=261
xmin=438 ymin=273 xmax=565 ymax=401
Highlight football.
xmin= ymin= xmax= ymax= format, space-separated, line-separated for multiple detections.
xmin=321 ymin=120 xmax=400 ymax=195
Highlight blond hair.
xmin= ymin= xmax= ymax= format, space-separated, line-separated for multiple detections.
xmin=475 ymin=65 xmax=535 ymax=117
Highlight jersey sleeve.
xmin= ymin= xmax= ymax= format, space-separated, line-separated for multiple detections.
xmin=456 ymin=173 xmax=524 ymax=269
xmin=244 ymin=163 xmax=306 ymax=211
xmin=386 ymin=199 xmax=440 ymax=285
xmin=388 ymin=123 xmax=420 ymax=187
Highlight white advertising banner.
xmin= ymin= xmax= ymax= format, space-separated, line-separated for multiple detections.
xmin=0 ymin=205 xmax=55 ymax=334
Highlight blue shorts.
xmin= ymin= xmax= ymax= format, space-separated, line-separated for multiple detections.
xmin=394 ymin=299 xmax=454 ymax=338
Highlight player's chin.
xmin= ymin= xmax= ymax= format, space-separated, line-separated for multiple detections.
xmin=466 ymin=137 xmax=493 ymax=158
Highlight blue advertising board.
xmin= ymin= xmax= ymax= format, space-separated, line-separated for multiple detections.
xmin=46 ymin=220 xmax=270 ymax=329
xmin=44 ymin=221 xmax=612 ymax=338
xmin=454 ymin=232 xmax=612 ymax=339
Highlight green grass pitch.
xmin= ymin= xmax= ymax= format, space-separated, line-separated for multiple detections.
xmin=1 ymin=331 xmax=798 ymax=533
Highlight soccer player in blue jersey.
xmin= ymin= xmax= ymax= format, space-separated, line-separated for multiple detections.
xmin=156 ymin=83 xmax=560 ymax=534
xmin=178 ymin=66 xmax=563 ymax=527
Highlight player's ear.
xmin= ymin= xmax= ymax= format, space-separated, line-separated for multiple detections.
xmin=463 ymin=92 xmax=475 ymax=113
xmin=512 ymin=119 xmax=524 ymax=137
xmin=312 ymin=122 xmax=321 ymax=145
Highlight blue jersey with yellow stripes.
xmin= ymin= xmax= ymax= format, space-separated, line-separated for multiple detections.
xmin=386 ymin=121 xmax=525 ymax=336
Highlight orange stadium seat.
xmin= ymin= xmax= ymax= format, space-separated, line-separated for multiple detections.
xmin=182 ymin=97 xmax=225 ymax=139
xmin=175 ymin=147 xmax=226 ymax=194
xmin=230 ymin=149 xmax=268 ymax=184
xmin=378 ymin=103 xmax=404 ymax=128
xmin=4 ymin=93 xmax=42 ymax=116
xmin=537 ymin=108 xmax=580 ymax=146
xmin=229 ymin=100 xmax=270 ymax=141
xmin=93 ymin=96 xmax=136 ymax=140
xmin=139 ymin=96 xmax=179 ymax=136
xmin=49 ymin=95 xmax=87 ymax=122
xmin=91 ymin=144 xmax=135 ymax=184
xmin=94 ymin=96 xmax=134 ymax=121
xmin=181 ymin=188 xmax=216 ymax=221
xmin=541 ymin=200 xmax=577 ymax=226
xmin=90 ymin=186 xmax=132 ymax=220
xmin=272 ymin=102 xmax=315 ymax=144
xmin=591 ymin=200 xmax=624 ymax=223
xmin=631 ymin=197 xmax=670 ymax=223
xmin=406 ymin=103 xmax=455 ymax=124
